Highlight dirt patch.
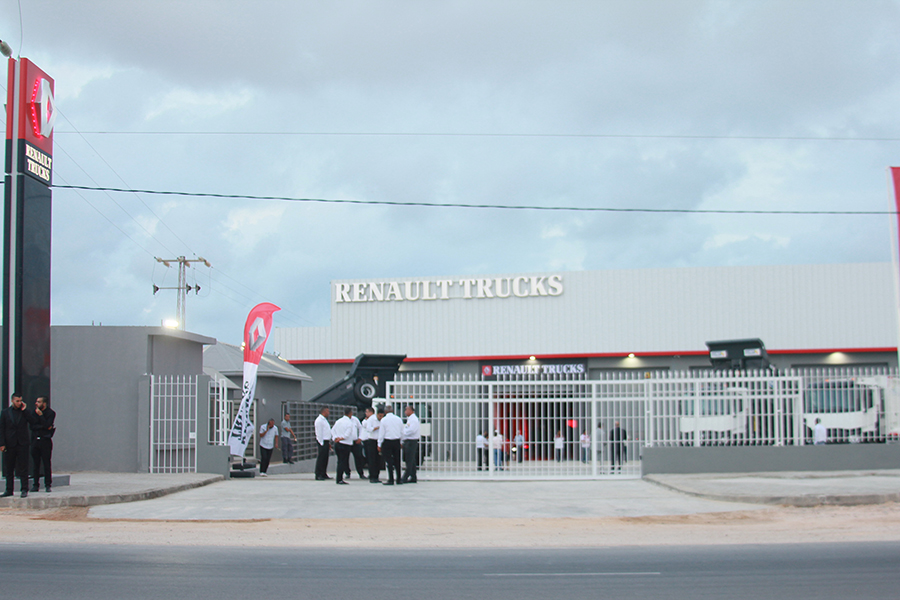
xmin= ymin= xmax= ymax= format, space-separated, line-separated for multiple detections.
xmin=2 ymin=503 xmax=899 ymax=548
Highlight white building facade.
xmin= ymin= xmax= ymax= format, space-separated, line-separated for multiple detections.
xmin=271 ymin=262 xmax=898 ymax=396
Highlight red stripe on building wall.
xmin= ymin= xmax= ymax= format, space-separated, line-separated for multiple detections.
xmin=288 ymin=347 xmax=897 ymax=365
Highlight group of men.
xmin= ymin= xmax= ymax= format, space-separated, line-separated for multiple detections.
xmin=314 ymin=404 xmax=421 ymax=485
xmin=0 ymin=394 xmax=55 ymax=498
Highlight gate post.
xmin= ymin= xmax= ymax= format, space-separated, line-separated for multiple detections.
xmin=487 ymin=383 xmax=494 ymax=475
xmin=591 ymin=382 xmax=597 ymax=477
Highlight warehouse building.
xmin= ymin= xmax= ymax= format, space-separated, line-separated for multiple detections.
xmin=270 ymin=262 xmax=899 ymax=396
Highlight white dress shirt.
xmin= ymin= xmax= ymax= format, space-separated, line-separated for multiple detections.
xmin=352 ymin=415 xmax=366 ymax=441
xmin=491 ymin=432 xmax=504 ymax=449
xmin=259 ymin=424 xmax=278 ymax=450
xmin=363 ymin=414 xmax=380 ymax=440
xmin=315 ymin=414 xmax=332 ymax=445
xmin=332 ymin=415 xmax=355 ymax=445
xmin=378 ymin=412 xmax=404 ymax=446
xmin=402 ymin=412 xmax=421 ymax=441
xmin=475 ymin=434 xmax=487 ymax=449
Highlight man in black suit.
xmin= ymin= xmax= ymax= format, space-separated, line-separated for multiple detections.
xmin=30 ymin=396 xmax=55 ymax=492
xmin=1 ymin=394 xmax=32 ymax=498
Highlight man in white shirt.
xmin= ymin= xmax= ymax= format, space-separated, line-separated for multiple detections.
xmin=491 ymin=430 xmax=504 ymax=470
xmin=331 ymin=407 xmax=356 ymax=485
xmin=554 ymin=430 xmax=564 ymax=462
xmin=814 ymin=418 xmax=828 ymax=445
xmin=362 ymin=407 xmax=381 ymax=483
xmin=347 ymin=411 xmax=366 ymax=480
xmin=401 ymin=405 xmax=421 ymax=483
xmin=314 ymin=407 xmax=332 ymax=480
xmin=475 ymin=431 xmax=487 ymax=471
xmin=378 ymin=405 xmax=403 ymax=485
xmin=258 ymin=419 xmax=278 ymax=477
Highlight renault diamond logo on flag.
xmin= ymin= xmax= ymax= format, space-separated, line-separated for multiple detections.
xmin=31 ymin=77 xmax=56 ymax=138
xmin=248 ymin=317 xmax=267 ymax=352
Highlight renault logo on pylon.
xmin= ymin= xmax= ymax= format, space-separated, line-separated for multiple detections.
xmin=31 ymin=77 xmax=56 ymax=138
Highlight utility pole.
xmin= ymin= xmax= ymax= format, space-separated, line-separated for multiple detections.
xmin=153 ymin=256 xmax=211 ymax=330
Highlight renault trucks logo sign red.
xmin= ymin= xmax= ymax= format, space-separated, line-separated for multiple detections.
xmin=31 ymin=77 xmax=56 ymax=138
xmin=5 ymin=57 xmax=55 ymax=185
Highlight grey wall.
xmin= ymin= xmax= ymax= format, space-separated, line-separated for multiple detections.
xmin=51 ymin=326 xmax=215 ymax=473
xmin=53 ymin=327 xmax=153 ymax=472
xmin=642 ymin=445 xmax=900 ymax=475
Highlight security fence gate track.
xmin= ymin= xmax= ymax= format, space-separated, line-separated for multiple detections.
xmin=150 ymin=374 xmax=198 ymax=473
xmin=386 ymin=367 xmax=900 ymax=480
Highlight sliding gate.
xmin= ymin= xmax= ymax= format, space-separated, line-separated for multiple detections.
xmin=386 ymin=370 xmax=821 ymax=480
xmin=387 ymin=376 xmax=648 ymax=479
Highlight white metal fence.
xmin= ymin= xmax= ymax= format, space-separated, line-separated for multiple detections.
xmin=149 ymin=375 xmax=198 ymax=473
xmin=386 ymin=366 xmax=899 ymax=480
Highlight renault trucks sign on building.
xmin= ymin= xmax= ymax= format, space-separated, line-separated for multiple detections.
xmin=334 ymin=274 xmax=564 ymax=303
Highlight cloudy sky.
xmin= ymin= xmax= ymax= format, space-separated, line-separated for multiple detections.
xmin=2 ymin=0 xmax=900 ymax=345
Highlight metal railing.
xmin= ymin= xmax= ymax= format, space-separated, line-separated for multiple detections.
xmin=283 ymin=400 xmax=357 ymax=462
xmin=384 ymin=366 xmax=899 ymax=479
xmin=149 ymin=374 xmax=198 ymax=473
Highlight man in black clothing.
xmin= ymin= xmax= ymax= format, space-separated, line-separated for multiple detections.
xmin=609 ymin=421 xmax=627 ymax=473
xmin=30 ymin=396 xmax=55 ymax=492
xmin=0 ymin=394 xmax=32 ymax=498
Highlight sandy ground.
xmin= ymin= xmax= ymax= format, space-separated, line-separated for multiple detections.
xmin=2 ymin=503 xmax=900 ymax=548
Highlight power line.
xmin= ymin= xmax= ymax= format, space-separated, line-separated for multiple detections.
xmin=51 ymin=184 xmax=895 ymax=215
xmin=52 ymin=130 xmax=900 ymax=142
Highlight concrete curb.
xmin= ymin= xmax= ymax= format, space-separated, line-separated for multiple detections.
xmin=0 ymin=474 xmax=225 ymax=510
xmin=643 ymin=475 xmax=900 ymax=507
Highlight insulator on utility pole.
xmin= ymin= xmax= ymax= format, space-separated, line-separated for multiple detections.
xmin=152 ymin=256 xmax=211 ymax=330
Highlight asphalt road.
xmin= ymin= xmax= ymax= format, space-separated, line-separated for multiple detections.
xmin=1 ymin=542 xmax=897 ymax=599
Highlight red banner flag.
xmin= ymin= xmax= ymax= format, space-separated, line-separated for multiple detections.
xmin=229 ymin=302 xmax=281 ymax=456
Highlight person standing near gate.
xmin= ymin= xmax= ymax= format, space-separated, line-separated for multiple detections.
xmin=400 ymin=405 xmax=420 ymax=484
xmin=332 ymin=407 xmax=355 ymax=485
xmin=609 ymin=421 xmax=627 ymax=473
xmin=378 ymin=405 xmax=403 ymax=485
xmin=491 ymin=429 xmax=505 ymax=470
xmin=580 ymin=429 xmax=591 ymax=463
xmin=475 ymin=431 xmax=487 ymax=471
xmin=314 ymin=407 xmax=332 ymax=480
xmin=0 ymin=394 xmax=32 ymax=498
xmin=280 ymin=412 xmax=296 ymax=464
xmin=554 ymin=430 xmax=564 ymax=462
xmin=362 ymin=407 xmax=381 ymax=483
xmin=514 ymin=430 xmax=524 ymax=463
xmin=30 ymin=396 xmax=55 ymax=492
xmin=258 ymin=419 xmax=278 ymax=477
xmin=814 ymin=418 xmax=827 ymax=445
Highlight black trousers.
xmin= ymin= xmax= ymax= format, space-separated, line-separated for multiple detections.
xmin=347 ymin=442 xmax=365 ymax=478
xmin=259 ymin=446 xmax=273 ymax=474
xmin=476 ymin=447 xmax=485 ymax=470
xmin=364 ymin=439 xmax=381 ymax=481
xmin=610 ymin=444 xmax=624 ymax=470
xmin=315 ymin=441 xmax=331 ymax=478
xmin=3 ymin=444 xmax=29 ymax=493
xmin=382 ymin=439 xmax=401 ymax=483
xmin=31 ymin=437 xmax=52 ymax=488
xmin=335 ymin=443 xmax=352 ymax=483
xmin=402 ymin=439 xmax=418 ymax=483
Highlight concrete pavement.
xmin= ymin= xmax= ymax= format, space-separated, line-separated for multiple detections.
xmin=2 ymin=470 xmax=899 ymax=516
xmin=0 ymin=473 xmax=223 ymax=510
xmin=645 ymin=470 xmax=900 ymax=507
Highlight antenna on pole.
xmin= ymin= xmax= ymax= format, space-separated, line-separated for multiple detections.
xmin=153 ymin=256 xmax=211 ymax=330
